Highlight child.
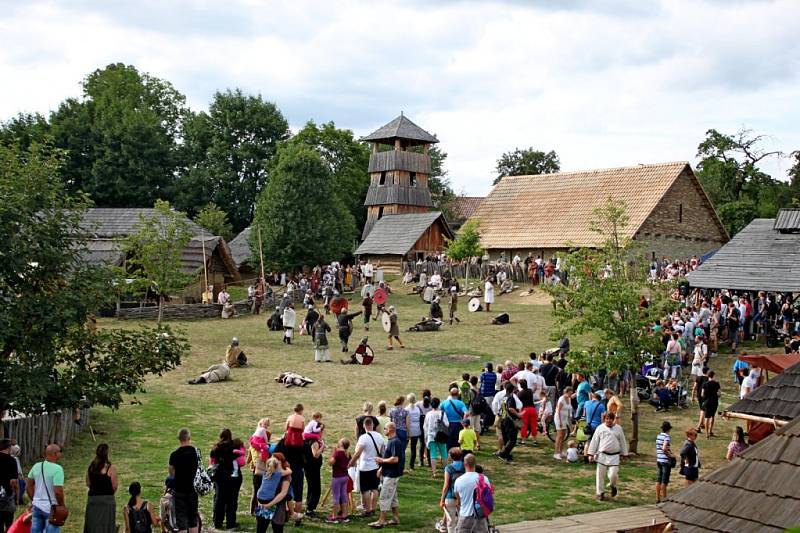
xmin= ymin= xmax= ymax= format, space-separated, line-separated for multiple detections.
xmin=327 ymin=438 xmax=352 ymax=524
xmin=536 ymin=390 xmax=553 ymax=422
xmin=248 ymin=418 xmax=271 ymax=463
xmin=304 ymin=412 xmax=324 ymax=443
xmin=566 ymin=440 xmax=579 ymax=463
xmin=124 ymin=481 xmax=160 ymax=533
xmin=458 ymin=418 xmax=478 ymax=454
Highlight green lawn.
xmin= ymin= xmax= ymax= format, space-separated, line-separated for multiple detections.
xmin=28 ymin=284 xmax=752 ymax=532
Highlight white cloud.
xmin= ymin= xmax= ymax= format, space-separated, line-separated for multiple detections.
xmin=1 ymin=0 xmax=798 ymax=194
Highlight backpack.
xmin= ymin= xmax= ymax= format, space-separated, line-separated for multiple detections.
xmin=128 ymin=502 xmax=151 ymax=533
xmin=473 ymin=474 xmax=494 ymax=518
xmin=469 ymin=390 xmax=484 ymax=415
xmin=160 ymin=492 xmax=178 ymax=532
xmin=445 ymin=463 xmax=465 ymax=495
xmin=435 ymin=412 xmax=449 ymax=444
xmin=459 ymin=381 xmax=472 ymax=404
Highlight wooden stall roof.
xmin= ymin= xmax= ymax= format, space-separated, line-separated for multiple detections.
xmin=773 ymin=207 xmax=800 ymax=231
xmin=725 ymin=360 xmax=800 ymax=421
xmin=228 ymin=226 xmax=253 ymax=269
xmin=181 ymin=235 xmax=239 ymax=280
xmin=660 ymin=415 xmax=800 ymax=532
xmin=355 ymin=212 xmax=452 ymax=256
xmin=470 ymin=162 xmax=725 ymax=249
xmin=687 ymin=218 xmax=800 ymax=291
xmin=360 ymin=114 xmax=438 ymax=145
xmin=497 ymin=504 xmax=667 ymax=532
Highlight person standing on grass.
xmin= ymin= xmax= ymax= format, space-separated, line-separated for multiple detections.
xmin=0 ymin=439 xmax=19 ymax=533
xmin=423 ymin=398 xmax=449 ymax=478
xmin=84 ymin=443 xmax=118 ymax=533
xmin=553 ymin=387 xmax=574 ymax=461
xmin=441 ymin=388 xmax=468 ymax=452
xmin=458 ymin=419 xmax=478 ymax=455
xmin=406 ymin=393 xmax=424 ymax=471
xmin=416 ymin=393 xmax=434 ymax=468
xmin=483 ymin=278 xmax=494 ymax=313
xmin=389 ymin=396 xmax=411 ymax=454
xmin=210 ymin=429 xmax=240 ymax=530
xmin=495 ymin=382 xmax=522 ymax=463
xmin=655 ymin=421 xmax=675 ymax=503
xmin=699 ymin=371 xmax=720 ymax=438
xmin=303 ymin=428 xmax=325 ymax=518
xmin=326 ymin=438 xmax=351 ymax=524
xmin=479 ymin=363 xmax=497 ymax=401
xmin=283 ymin=405 xmax=306 ymax=522
xmin=167 ymin=428 xmax=199 ymax=533
xmin=453 ymin=454 xmax=491 ymax=533
xmin=369 ymin=422 xmax=404 ymax=528
xmin=386 ymin=306 xmax=405 ymax=350
xmin=349 ymin=417 xmax=383 ymax=518
xmin=587 ymin=412 xmax=629 ymax=501
xmin=680 ymin=428 xmax=701 ymax=485
xmin=312 ymin=314 xmax=332 ymax=363
xmin=439 ymin=447 xmax=464 ymax=533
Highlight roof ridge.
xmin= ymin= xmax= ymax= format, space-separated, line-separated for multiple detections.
xmin=502 ymin=161 xmax=689 ymax=180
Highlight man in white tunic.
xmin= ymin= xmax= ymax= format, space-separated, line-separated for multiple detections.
xmin=484 ymin=279 xmax=495 ymax=313
xmin=587 ymin=412 xmax=629 ymax=500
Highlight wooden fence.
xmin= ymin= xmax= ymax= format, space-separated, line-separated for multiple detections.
xmin=2 ymin=406 xmax=91 ymax=465
xmin=403 ymin=261 xmax=530 ymax=283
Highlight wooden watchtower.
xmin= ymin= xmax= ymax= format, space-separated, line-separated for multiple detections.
xmin=360 ymin=114 xmax=438 ymax=240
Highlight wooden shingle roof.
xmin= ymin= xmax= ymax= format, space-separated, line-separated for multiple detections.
xmin=725 ymin=361 xmax=800 ymax=422
xmin=773 ymin=208 xmax=800 ymax=232
xmin=687 ymin=219 xmax=800 ymax=292
xmin=361 ymin=115 xmax=438 ymax=146
xmin=355 ymin=212 xmax=451 ymax=256
xmin=228 ymin=227 xmax=253 ymax=269
xmin=449 ymin=196 xmax=485 ymax=221
xmin=470 ymin=162 xmax=694 ymax=249
xmin=660 ymin=414 xmax=800 ymax=532
xmin=82 ymin=208 xmax=204 ymax=238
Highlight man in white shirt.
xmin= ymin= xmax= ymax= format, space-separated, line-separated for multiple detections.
xmin=429 ymin=272 xmax=442 ymax=289
xmin=511 ymin=363 xmax=542 ymax=397
xmin=740 ymin=368 xmax=760 ymax=399
xmin=587 ymin=412 xmax=629 ymax=501
xmin=361 ymin=281 xmax=374 ymax=299
xmin=453 ymin=453 xmax=491 ymax=533
xmin=363 ymin=261 xmax=374 ymax=283
xmin=349 ymin=417 xmax=384 ymax=517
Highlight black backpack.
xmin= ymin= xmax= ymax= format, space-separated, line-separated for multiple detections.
xmin=470 ymin=391 xmax=485 ymax=415
xmin=128 ymin=502 xmax=151 ymax=533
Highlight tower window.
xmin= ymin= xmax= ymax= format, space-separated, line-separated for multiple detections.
xmin=378 ymin=206 xmax=384 ymax=219
xmin=379 ymin=171 xmax=387 ymax=185
xmin=410 ymin=172 xmax=417 ymax=186
xmin=679 ymin=203 xmax=683 ymax=223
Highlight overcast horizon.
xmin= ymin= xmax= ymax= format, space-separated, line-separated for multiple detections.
xmin=2 ymin=0 xmax=798 ymax=195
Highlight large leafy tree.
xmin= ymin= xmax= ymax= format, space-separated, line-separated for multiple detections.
xmin=0 ymin=143 xmax=188 ymax=415
xmin=252 ymin=143 xmax=356 ymax=271
xmin=194 ymin=203 xmax=233 ymax=241
xmin=788 ymin=150 xmax=800 ymax=204
xmin=696 ymin=128 xmax=793 ymax=234
xmin=174 ymin=89 xmax=290 ymax=232
xmin=445 ymin=219 xmax=484 ymax=288
xmin=0 ymin=113 xmax=51 ymax=151
xmin=494 ymin=148 xmax=560 ymax=185
xmin=49 ymin=63 xmax=188 ymax=207
xmin=291 ymin=121 xmax=371 ymax=230
xmin=543 ymin=199 xmax=676 ymax=453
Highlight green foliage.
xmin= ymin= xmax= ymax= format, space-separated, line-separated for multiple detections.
xmin=49 ymin=63 xmax=188 ymax=207
xmin=174 ymin=89 xmax=290 ymax=232
xmin=788 ymin=151 xmax=800 ymax=204
xmin=494 ymin=148 xmax=560 ymax=185
xmin=290 ymin=120 xmax=371 ymax=230
xmin=0 ymin=112 xmax=51 ymax=151
xmin=445 ymin=219 xmax=484 ymax=262
xmin=696 ymin=128 xmax=793 ymax=235
xmin=194 ymin=202 xmax=233 ymax=240
xmin=252 ymin=143 xmax=356 ymax=271
xmin=122 ymin=200 xmax=194 ymax=324
xmin=0 ymin=143 xmax=188 ymax=414
xmin=544 ymin=199 xmax=675 ymax=373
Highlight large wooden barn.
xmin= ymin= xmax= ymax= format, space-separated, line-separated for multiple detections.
xmin=469 ymin=162 xmax=728 ymax=261
xmin=355 ymin=114 xmax=453 ymax=272
xmin=81 ymin=208 xmax=240 ymax=301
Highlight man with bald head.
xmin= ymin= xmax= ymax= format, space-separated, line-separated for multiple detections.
xmin=26 ymin=444 xmax=65 ymax=533
xmin=441 ymin=387 xmax=468 ymax=450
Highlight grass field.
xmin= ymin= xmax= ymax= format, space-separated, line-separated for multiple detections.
xmin=32 ymin=283 xmax=754 ymax=532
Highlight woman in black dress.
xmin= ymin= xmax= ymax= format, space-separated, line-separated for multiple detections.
xmin=84 ymin=443 xmax=118 ymax=533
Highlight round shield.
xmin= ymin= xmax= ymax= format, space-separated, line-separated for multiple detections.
xmin=422 ymin=286 xmax=436 ymax=303
xmin=468 ymin=297 xmax=482 ymax=312
xmin=357 ymin=346 xmax=375 ymax=365
xmin=373 ymin=288 xmax=388 ymax=306
xmin=330 ymin=297 xmax=348 ymax=315
xmin=381 ymin=312 xmax=392 ymax=333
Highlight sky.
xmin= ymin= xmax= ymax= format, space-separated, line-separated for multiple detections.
xmin=1 ymin=0 xmax=799 ymax=195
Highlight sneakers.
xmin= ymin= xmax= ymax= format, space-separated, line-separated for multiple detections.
xmin=553 ymin=453 xmax=563 ymax=461
xmin=325 ymin=515 xmax=339 ymax=524
xmin=435 ymin=520 xmax=447 ymax=532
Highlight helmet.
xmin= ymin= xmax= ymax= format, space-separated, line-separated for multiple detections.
xmin=231 ymin=337 xmax=239 ymax=345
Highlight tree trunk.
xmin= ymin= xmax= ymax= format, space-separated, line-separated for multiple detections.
xmin=157 ymin=296 xmax=164 ymax=326
xmin=629 ymin=382 xmax=640 ymax=454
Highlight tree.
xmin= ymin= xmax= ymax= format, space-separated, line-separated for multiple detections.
xmin=427 ymin=145 xmax=457 ymax=218
xmin=174 ymin=89 xmax=290 ymax=232
xmin=543 ymin=199 xmax=676 ymax=453
xmin=0 ymin=143 xmax=188 ymax=415
xmin=494 ymin=148 xmax=560 ymax=185
xmin=122 ymin=200 xmax=194 ymax=324
xmin=0 ymin=112 xmax=51 ymax=151
xmin=49 ymin=63 xmax=189 ymax=207
xmin=290 ymin=121 xmax=371 ymax=230
xmin=696 ymin=128 xmax=792 ymax=234
xmin=251 ymin=143 xmax=356 ymax=271
xmin=194 ymin=203 xmax=233 ymax=241
xmin=445 ymin=219 xmax=484 ymax=289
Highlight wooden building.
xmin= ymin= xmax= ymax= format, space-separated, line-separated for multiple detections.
xmin=228 ymin=226 xmax=257 ymax=277
xmin=355 ymin=114 xmax=453 ymax=271
xmin=469 ymin=162 xmax=728 ymax=261
xmin=81 ymin=208 xmax=239 ymax=301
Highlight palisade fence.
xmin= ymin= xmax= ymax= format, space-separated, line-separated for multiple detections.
xmin=2 ymin=406 xmax=91 ymax=465
xmin=402 ymin=261 xmax=530 ymax=283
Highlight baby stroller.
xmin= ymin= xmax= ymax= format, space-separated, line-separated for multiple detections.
xmin=636 ymin=373 xmax=654 ymax=401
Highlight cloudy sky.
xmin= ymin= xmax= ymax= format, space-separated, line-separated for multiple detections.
xmin=1 ymin=0 xmax=798 ymax=194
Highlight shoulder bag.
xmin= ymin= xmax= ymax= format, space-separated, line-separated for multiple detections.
xmin=193 ymin=448 xmax=213 ymax=496
xmin=41 ymin=462 xmax=69 ymax=526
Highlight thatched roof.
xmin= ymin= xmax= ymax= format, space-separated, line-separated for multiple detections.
xmin=687 ymin=218 xmax=800 ymax=292
xmin=361 ymin=114 xmax=438 ymax=146
xmin=725 ymin=361 xmax=800 ymax=422
xmin=355 ymin=212 xmax=452 ymax=256
xmin=660 ymin=414 xmax=800 ymax=532
xmin=470 ymin=162 xmax=724 ymax=250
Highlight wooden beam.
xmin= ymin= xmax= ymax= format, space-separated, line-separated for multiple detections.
xmin=722 ymin=411 xmax=789 ymax=427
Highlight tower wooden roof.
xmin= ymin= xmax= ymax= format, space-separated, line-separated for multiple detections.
xmin=361 ymin=114 xmax=438 ymax=146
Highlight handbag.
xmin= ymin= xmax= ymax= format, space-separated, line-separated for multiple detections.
xmin=41 ymin=463 xmax=69 ymax=526
xmin=669 ymin=456 xmax=677 ymax=468
xmin=193 ymin=448 xmax=213 ymax=496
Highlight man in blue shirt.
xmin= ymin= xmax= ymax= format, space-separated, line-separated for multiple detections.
xmin=441 ymin=388 xmax=468 ymax=450
xmin=583 ymin=391 xmax=606 ymax=436
xmin=371 ymin=422 xmax=404 ymax=528
xmin=575 ymin=374 xmax=592 ymax=420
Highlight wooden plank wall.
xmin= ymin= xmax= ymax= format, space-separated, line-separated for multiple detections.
xmin=2 ymin=406 xmax=91 ymax=465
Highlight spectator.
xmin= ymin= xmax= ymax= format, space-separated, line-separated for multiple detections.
xmin=326 ymin=438 xmax=351 ymax=524
xmin=168 ymin=428 xmax=199 ymax=533
xmin=494 ymin=382 xmax=522 ymax=463
xmin=655 ymin=421 xmax=675 ymax=503
xmin=370 ymin=422 xmax=404 ymax=528
xmin=27 ymin=444 xmax=66 ymax=533
xmin=210 ymin=429 xmax=239 ymax=529
xmin=649 ymin=380 xmax=673 ymax=411
xmin=0 ymin=439 xmax=19 ymax=532
xmin=587 ymin=412 xmax=629 ymax=501
xmin=84 ymin=443 xmax=119 ymax=533
xmin=348 ymin=417 xmax=383 ymax=517
xmin=725 ymin=426 xmax=748 ymax=461
xmin=423 ymin=398 xmax=449 ymax=478
xmin=458 ymin=419 xmax=478 ymax=455
xmin=123 ymin=481 xmax=160 ymax=533
xmin=439 ymin=448 xmax=464 ymax=533
xmin=699 ymin=371 xmax=721 ymax=438
xmin=453 ymin=454 xmax=492 ymax=533
xmin=440 ymin=388 xmax=468 ymax=451
xmin=680 ymin=428 xmax=701 ymax=486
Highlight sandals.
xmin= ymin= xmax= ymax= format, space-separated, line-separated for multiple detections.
xmin=369 ymin=522 xmax=387 ymax=529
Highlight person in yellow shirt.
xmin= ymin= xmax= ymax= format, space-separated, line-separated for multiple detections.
xmin=458 ymin=419 xmax=478 ymax=454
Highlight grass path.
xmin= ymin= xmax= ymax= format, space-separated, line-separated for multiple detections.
xmin=43 ymin=285 xmax=747 ymax=531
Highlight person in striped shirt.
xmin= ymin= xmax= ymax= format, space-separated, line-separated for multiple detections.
xmin=655 ymin=421 xmax=675 ymax=503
